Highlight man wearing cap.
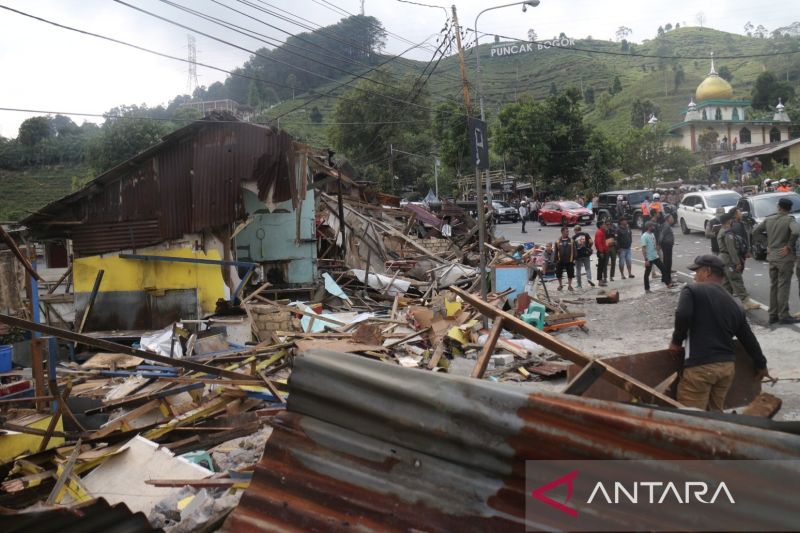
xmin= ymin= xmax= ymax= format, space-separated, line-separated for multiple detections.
xmin=753 ymin=197 xmax=800 ymax=324
xmin=669 ymin=255 xmax=770 ymax=411
xmin=718 ymin=209 xmax=760 ymax=310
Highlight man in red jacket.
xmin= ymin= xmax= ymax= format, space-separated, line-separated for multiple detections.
xmin=595 ymin=219 xmax=612 ymax=286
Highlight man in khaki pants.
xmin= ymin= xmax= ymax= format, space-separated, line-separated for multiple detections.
xmin=669 ymin=255 xmax=770 ymax=410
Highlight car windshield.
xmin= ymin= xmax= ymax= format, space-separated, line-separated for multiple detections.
xmin=705 ymin=193 xmax=741 ymax=208
xmin=493 ymin=201 xmax=510 ymax=208
xmin=560 ymin=201 xmax=582 ymax=209
xmin=627 ymin=192 xmax=649 ymax=204
xmin=752 ymin=194 xmax=800 ymax=217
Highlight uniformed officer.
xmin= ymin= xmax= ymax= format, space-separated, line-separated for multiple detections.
xmin=753 ymin=197 xmax=800 ymax=324
xmin=718 ymin=209 xmax=760 ymax=310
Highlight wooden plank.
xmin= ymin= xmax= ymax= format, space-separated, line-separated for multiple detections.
xmin=450 ymin=286 xmax=682 ymax=408
xmin=31 ymin=337 xmax=47 ymax=412
xmin=472 ymin=318 xmax=504 ymax=379
xmin=77 ymin=269 xmax=104 ymax=334
xmin=383 ymin=327 xmax=431 ymax=348
xmin=46 ymin=438 xmax=82 ymax=505
xmin=47 ymin=265 xmax=73 ymax=295
xmin=240 ymin=281 xmax=273 ymax=305
xmin=426 ymin=342 xmax=445 ymax=370
xmin=563 ymin=360 xmax=606 ymax=396
xmin=0 ymin=224 xmax=44 ymax=281
xmin=0 ymin=314 xmax=251 ymax=381
xmin=741 ymin=392 xmax=782 ymax=418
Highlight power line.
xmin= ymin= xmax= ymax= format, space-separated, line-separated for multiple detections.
xmin=111 ymin=0 xmax=450 ymax=115
xmin=0 ymin=4 xmax=454 ymax=121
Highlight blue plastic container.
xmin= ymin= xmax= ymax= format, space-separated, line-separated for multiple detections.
xmin=0 ymin=345 xmax=12 ymax=373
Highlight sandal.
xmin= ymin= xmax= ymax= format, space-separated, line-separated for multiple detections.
xmin=568 ymin=286 xmax=574 ymax=292
xmin=557 ymin=286 xmax=563 ymax=291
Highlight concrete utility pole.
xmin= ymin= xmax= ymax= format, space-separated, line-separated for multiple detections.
xmin=451 ymin=4 xmax=488 ymax=304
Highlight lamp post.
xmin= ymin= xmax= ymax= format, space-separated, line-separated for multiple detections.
xmin=474 ymin=0 xmax=540 ymax=198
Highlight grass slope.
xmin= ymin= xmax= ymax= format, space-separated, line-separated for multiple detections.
xmin=0 ymin=165 xmax=86 ymax=222
xmin=269 ymin=27 xmax=797 ymax=145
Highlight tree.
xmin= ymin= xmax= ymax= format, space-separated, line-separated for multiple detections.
xmin=610 ymin=75 xmax=623 ymax=95
xmin=495 ymin=89 xmax=590 ymax=189
xmin=751 ymin=71 xmax=796 ymax=110
xmin=432 ymin=101 xmax=473 ymax=177
xmin=674 ymin=65 xmax=685 ymax=91
xmin=696 ymin=12 xmax=706 ymax=27
xmin=309 ymin=106 xmax=323 ymax=123
xmin=18 ymin=116 xmax=54 ymax=146
xmin=584 ymin=86 xmax=595 ymax=105
xmin=52 ymin=115 xmax=80 ymax=136
xmin=596 ymin=91 xmax=612 ymax=118
xmin=206 ymin=81 xmax=227 ymax=100
xmin=657 ymin=26 xmax=665 ymax=37
xmin=675 ymin=22 xmax=680 ymax=29
xmin=329 ymin=69 xmax=431 ymax=193
xmin=615 ymin=26 xmax=632 ymax=42
xmin=630 ymin=99 xmax=660 ymax=128
xmin=665 ymin=23 xmax=673 ymax=31
xmin=744 ymin=21 xmax=754 ymax=37
xmin=87 ymin=108 xmax=169 ymax=173
xmin=527 ymin=28 xmax=537 ymax=41
xmin=583 ymin=127 xmax=618 ymax=193
xmin=697 ymin=128 xmax=719 ymax=181
xmin=549 ymin=82 xmax=558 ymax=96
xmin=718 ymin=66 xmax=733 ymax=82
xmin=620 ymin=39 xmax=629 ymax=52
xmin=754 ymin=24 xmax=768 ymax=39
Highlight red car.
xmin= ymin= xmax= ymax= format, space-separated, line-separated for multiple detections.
xmin=539 ymin=201 xmax=594 ymax=226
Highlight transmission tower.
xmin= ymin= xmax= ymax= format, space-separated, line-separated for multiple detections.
xmin=186 ymin=34 xmax=199 ymax=94
xmin=360 ymin=0 xmax=365 ymax=15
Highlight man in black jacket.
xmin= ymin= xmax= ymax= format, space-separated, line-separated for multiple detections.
xmin=705 ymin=207 xmax=726 ymax=255
xmin=669 ymin=255 xmax=770 ymax=411
xmin=658 ymin=213 xmax=676 ymax=287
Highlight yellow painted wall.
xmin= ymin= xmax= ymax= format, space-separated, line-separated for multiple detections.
xmin=74 ymin=248 xmax=226 ymax=314
xmin=788 ymin=143 xmax=800 ymax=167
xmin=0 ymin=415 xmax=64 ymax=464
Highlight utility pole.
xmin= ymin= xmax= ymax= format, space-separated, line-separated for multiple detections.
xmin=452 ymin=5 xmax=488 ymax=306
xmin=389 ymin=144 xmax=395 ymax=194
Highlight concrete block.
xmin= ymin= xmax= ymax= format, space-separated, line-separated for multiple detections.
xmin=490 ymin=353 xmax=515 ymax=367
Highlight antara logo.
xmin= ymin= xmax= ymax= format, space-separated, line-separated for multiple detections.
xmin=587 ymin=481 xmax=736 ymax=504
xmin=530 ymin=471 xmax=736 ymax=517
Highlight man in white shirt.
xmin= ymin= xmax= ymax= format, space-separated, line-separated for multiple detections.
xmin=518 ymin=201 xmax=529 ymax=234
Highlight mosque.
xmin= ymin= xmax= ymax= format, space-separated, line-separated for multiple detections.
xmin=667 ymin=55 xmax=791 ymax=152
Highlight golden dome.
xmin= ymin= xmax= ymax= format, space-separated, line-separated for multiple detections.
xmin=695 ymin=73 xmax=733 ymax=101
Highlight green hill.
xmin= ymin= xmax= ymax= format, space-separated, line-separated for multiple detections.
xmin=0 ymin=165 xmax=85 ymax=222
xmin=271 ymin=27 xmax=800 ymax=144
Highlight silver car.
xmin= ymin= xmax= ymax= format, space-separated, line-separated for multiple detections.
xmin=678 ymin=190 xmax=742 ymax=234
xmin=737 ymin=192 xmax=800 ymax=260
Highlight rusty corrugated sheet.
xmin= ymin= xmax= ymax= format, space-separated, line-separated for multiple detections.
xmin=2 ymin=498 xmax=160 ymax=533
xmin=71 ymin=219 xmax=162 ymax=256
xmin=224 ymin=350 xmax=800 ymax=532
xmin=24 ymin=120 xmax=299 ymax=256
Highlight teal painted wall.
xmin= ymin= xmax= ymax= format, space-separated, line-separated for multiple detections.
xmin=235 ymin=188 xmax=316 ymax=284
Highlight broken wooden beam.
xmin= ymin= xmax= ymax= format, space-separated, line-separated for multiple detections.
xmin=0 ymin=314 xmax=251 ymax=381
xmin=450 ymin=286 xmax=682 ymax=408
xmin=472 ymin=318 xmax=504 ymax=379
xmin=563 ymin=360 xmax=606 ymax=396
xmin=0 ymin=224 xmax=44 ymax=281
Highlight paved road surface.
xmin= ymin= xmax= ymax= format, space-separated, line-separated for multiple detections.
xmin=497 ymin=218 xmax=800 ymax=328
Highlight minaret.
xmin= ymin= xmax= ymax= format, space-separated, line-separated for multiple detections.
xmin=685 ymin=98 xmax=701 ymax=121
xmin=709 ymin=51 xmax=716 ymax=75
xmin=773 ymin=98 xmax=790 ymax=122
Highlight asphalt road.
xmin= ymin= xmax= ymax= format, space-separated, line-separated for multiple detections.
xmin=496 ymin=218 xmax=800 ymax=327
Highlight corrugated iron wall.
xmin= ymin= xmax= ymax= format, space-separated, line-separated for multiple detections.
xmin=28 ymin=122 xmax=298 ymax=257
xmin=224 ymin=350 xmax=800 ymax=532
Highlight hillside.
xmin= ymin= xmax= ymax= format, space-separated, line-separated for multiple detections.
xmin=0 ymin=165 xmax=85 ymax=222
xmin=271 ymin=27 xmax=800 ymax=144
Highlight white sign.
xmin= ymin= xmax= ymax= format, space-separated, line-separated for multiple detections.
xmin=490 ymin=37 xmax=575 ymax=58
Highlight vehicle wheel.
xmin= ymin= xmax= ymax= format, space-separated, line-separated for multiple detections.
xmin=703 ymin=219 xmax=709 ymax=231
xmin=561 ymin=216 xmax=567 ymax=226
xmin=634 ymin=213 xmax=643 ymax=229
xmin=540 ymin=218 xmax=547 ymax=226
xmin=680 ymin=218 xmax=690 ymax=234
xmin=756 ymin=252 xmax=766 ymax=261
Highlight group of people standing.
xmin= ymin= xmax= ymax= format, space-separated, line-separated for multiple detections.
xmin=546 ymin=218 xmax=635 ymax=291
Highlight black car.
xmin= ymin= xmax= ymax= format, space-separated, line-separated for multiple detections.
xmin=594 ymin=190 xmax=651 ymax=228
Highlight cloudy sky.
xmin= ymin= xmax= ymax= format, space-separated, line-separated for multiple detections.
xmin=0 ymin=0 xmax=794 ymax=138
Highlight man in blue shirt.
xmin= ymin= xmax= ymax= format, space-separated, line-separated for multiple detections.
xmin=640 ymin=222 xmax=666 ymax=293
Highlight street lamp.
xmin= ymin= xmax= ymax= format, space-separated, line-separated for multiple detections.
xmin=474 ymin=0 xmax=539 ymax=198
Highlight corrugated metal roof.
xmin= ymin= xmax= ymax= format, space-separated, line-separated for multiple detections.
xmin=224 ymin=350 xmax=800 ymax=532
xmin=24 ymin=120 xmax=300 ymax=255
xmin=2 ymin=498 xmax=160 ymax=533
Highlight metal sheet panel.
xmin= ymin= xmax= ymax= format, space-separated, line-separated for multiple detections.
xmin=224 ymin=350 xmax=800 ymax=532
xmin=71 ymin=219 xmax=162 ymax=256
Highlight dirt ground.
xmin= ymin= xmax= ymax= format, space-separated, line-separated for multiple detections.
xmin=519 ymin=275 xmax=800 ymax=421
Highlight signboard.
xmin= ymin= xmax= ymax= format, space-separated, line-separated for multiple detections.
xmin=468 ymin=117 xmax=489 ymax=170
xmin=490 ymin=36 xmax=575 ymax=58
